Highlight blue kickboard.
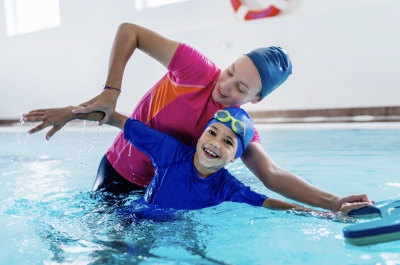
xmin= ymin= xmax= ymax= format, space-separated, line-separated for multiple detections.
xmin=343 ymin=199 xmax=400 ymax=245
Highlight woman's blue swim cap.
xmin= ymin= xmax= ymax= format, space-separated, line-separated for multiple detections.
xmin=244 ymin=46 xmax=292 ymax=99
xmin=204 ymin=107 xmax=254 ymax=158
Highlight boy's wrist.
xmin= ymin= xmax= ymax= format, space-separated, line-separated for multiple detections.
xmin=107 ymin=111 xmax=128 ymax=130
xmin=69 ymin=106 xmax=105 ymax=122
xmin=66 ymin=106 xmax=79 ymax=122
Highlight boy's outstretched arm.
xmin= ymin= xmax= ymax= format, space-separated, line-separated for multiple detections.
xmin=262 ymin=198 xmax=314 ymax=212
xmin=22 ymin=106 xmax=104 ymax=140
xmin=262 ymin=198 xmax=372 ymax=215
xmin=23 ymin=107 xmax=128 ymax=139
xmin=106 ymin=110 xmax=128 ymax=130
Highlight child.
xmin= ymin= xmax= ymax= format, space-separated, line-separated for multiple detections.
xmin=23 ymin=23 xmax=372 ymax=211
xmin=105 ymin=106 xmax=371 ymax=213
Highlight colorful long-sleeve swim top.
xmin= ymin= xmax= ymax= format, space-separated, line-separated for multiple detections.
xmin=124 ymin=118 xmax=267 ymax=210
xmin=106 ymin=43 xmax=261 ymax=187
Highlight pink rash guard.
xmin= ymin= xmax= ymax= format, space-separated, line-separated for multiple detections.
xmin=106 ymin=43 xmax=261 ymax=186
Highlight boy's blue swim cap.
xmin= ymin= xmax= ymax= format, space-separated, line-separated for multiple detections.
xmin=244 ymin=46 xmax=292 ymax=99
xmin=204 ymin=107 xmax=254 ymax=158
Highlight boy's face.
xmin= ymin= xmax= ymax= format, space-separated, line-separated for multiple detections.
xmin=212 ymin=55 xmax=262 ymax=107
xmin=194 ymin=122 xmax=237 ymax=177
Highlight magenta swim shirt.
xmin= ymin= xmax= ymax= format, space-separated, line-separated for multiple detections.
xmin=106 ymin=43 xmax=261 ymax=186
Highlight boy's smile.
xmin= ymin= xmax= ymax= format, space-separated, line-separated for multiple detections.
xmin=194 ymin=123 xmax=237 ymax=178
xmin=203 ymin=145 xmax=220 ymax=159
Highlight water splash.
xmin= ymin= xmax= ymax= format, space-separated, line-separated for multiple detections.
xmin=32 ymin=139 xmax=49 ymax=162
xmin=77 ymin=121 xmax=101 ymax=172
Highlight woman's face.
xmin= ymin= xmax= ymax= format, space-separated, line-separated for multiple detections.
xmin=212 ymin=55 xmax=262 ymax=107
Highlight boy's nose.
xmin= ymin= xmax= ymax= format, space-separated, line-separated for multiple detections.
xmin=210 ymin=141 xmax=220 ymax=149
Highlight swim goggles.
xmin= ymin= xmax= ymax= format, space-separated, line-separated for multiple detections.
xmin=214 ymin=110 xmax=245 ymax=140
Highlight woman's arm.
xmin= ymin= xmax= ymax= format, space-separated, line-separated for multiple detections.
xmin=242 ymin=142 xmax=373 ymax=211
xmin=24 ymin=23 xmax=180 ymax=138
xmin=72 ymin=23 xmax=180 ymax=124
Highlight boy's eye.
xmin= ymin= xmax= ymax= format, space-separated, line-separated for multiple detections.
xmin=208 ymin=129 xmax=216 ymax=136
xmin=224 ymin=139 xmax=233 ymax=146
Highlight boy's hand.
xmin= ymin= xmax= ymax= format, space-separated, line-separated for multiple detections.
xmin=22 ymin=106 xmax=105 ymax=140
xmin=22 ymin=106 xmax=76 ymax=140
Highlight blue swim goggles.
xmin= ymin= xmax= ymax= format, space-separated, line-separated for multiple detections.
xmin=213 ymin=110 xmax=245 ymax=140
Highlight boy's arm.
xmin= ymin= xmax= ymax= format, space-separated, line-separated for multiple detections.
xmin=106 ymin=110 xmax=128 ymax=130
xmin=241 ymin=142 xmax=373 ymax=211
xmin=262 ymin=198 xmax=314 ymax=212
xmin=23 ymin=106 xmax=128 ymax=138
xmin=262 ymin=198 xmax=372 ymax=214
xmin=23 ymin=106 xmax=104 ymax=140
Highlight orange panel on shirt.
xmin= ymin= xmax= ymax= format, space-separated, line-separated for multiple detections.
xmin=148 ymin=76 xmax=203 ymax=122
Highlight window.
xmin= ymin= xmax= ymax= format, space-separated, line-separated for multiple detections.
xmin=134 ymin=0 xmax=192 ymax=10
xmin=4 ymin=0 xmax=61 ymax=37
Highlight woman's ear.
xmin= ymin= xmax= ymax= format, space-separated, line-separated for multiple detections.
xmin=250 ymin=97 xmax=262 ymax=104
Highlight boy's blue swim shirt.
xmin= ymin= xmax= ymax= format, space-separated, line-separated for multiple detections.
xmin=124 ymin=118 xmax=268 ymax=210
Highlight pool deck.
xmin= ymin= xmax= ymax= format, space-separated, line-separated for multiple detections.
xmin=2 ymin=121 xmax=400 ymax=133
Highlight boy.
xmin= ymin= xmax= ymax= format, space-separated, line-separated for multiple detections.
xmin=106 ymin=106 xmax=370 ymax=213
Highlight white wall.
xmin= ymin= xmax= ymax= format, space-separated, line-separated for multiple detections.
xmin=1 ymin=0 xmax=399 ymax=119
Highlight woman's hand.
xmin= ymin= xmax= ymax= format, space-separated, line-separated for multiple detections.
xmin=72 ymin=89 xmax=120 ymax=125
xmin=337 ymin=201 xmax=374 ymax=214
xmin=331 ymin=194 xmax=374 ymax=212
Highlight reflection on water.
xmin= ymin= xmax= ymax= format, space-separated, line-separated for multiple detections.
xmin=1 ymin=128 xmax=400 ymax=264
xmin=6 ymin=190 xmax=228 ymax=264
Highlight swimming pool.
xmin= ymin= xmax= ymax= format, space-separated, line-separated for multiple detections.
xmin=1 ymin=122 xmax=400 ymax=264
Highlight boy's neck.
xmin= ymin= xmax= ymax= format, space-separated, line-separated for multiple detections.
xmin=196 ymin=170 xmax=212 ymax=179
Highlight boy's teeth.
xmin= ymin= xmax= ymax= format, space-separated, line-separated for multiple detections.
xmin=205 ymin=148 xmax=217 ymax=157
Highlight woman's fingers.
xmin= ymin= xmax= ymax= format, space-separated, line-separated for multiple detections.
xmin=98 ymin=112 xmax=110 ymax=125
xmin=340 ymin=202 xmax=373 ymax=213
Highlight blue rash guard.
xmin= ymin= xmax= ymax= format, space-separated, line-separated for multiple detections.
xmin=123 ymin=118 xmax=268 ymax=210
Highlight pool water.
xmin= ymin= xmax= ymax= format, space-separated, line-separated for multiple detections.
xmin=1 ymin=123 xmax=400 ymax=264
